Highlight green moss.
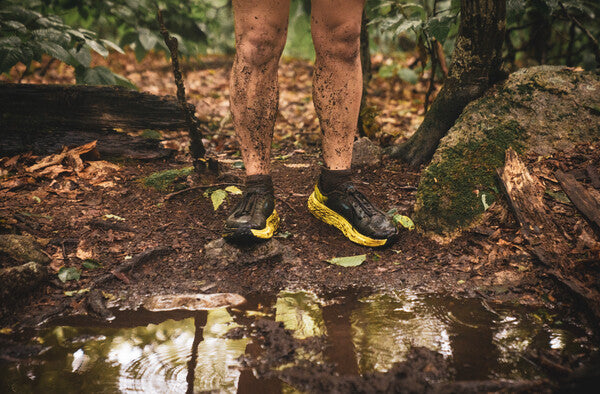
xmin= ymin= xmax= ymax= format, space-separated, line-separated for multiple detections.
xmin=141 ymin=130 xmax=162 ymax=140
xmin=142 ymin=167 xmax=194 ymax=192
xmin=415 ymin=120 xmax=526 ymax=234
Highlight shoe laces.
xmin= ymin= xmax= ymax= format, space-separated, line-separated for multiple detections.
xmin=345 ymin=185 xmax=375 ymax=216
xmin=235 ymin=189 xmax=263 ymax=217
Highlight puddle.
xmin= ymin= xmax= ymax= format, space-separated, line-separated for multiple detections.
xmin=1 ymin=290 xmax=596 ymax=393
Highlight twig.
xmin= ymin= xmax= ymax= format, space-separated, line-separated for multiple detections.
xmin=276 ymin=196 xmax=297 ymax=214
xmin=157 ymin=9 xmax=209 ymax=164
xmin=91 ymin=247 xmax=172 ymax=289
xmin=560 ymin=2 xmax=600 ymax=66
xmin=164 ymin=183 xmax=243 ymax=201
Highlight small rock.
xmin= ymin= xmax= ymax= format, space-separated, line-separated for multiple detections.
xmin=351 ymin=137 xmax=382 ymax=168
xmin=0 ymin=234 xmax=51 ymax=266
xmin=204 ymin=238 xmax=285 ymax=267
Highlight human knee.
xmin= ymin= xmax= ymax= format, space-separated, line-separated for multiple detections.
xmin=313 ymin=21 xmax=361 ymax=64
xmin=235 ymin=26 xmax=287 ymax=68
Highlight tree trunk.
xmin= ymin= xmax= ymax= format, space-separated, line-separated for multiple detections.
xmin=387 ymin=0 xmax=506 ymax=167
xmin=357 ymin=9 xmax=372 ymax=138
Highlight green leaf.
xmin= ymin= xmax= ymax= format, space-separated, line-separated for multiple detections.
xmin=2 ymin=20 xmax=27 ymax=33
xmin=101 ymin=39 xmax=125 ymax=54
xmin=69 ymin=47 xmax=91 ymax=67
xmin=427 ymin=15 xmax=453 ymax=42
xmin=378 ymin=64 xmax=396 ymax=79
xmin=76 ymin=66 xmax=116 ymax=85
xmin=85 ymin=39 xmax=109 ymax=57
xmin=327 ymin=254 xmax=367 ymax=267
xmin=211 ymin=189 xmax=228 ymax=210
xmin=138 ymin=27 xmax=158 ymax=51
xmin=58 ymin=267 xmax=81 ymax=283
xmin=38 ymin=41 xmax=71 ymax=63
xmin=82 ymin=259 xmax=101 ymax=270
xmin=394 ymin=19 xmax=421 ymax=35
xmin=393 ymin=214 xmax=415 ymax=230
xmin=225 ymin=186 xmax=242 ymax=195
xmin=396 ymin=68 xmax=419 ymax=84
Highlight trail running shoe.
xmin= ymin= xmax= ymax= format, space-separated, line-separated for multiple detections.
xmin=308 ymin=182 xmax=398 ymax=247
xmin=223 ymin=183 xmax=279 ymax=242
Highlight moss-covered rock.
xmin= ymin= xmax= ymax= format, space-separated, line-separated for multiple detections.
xmin=142 ymin=167 xmax=193 ymax=192
xmin=415 ymin=66 xmax=600 ymax=236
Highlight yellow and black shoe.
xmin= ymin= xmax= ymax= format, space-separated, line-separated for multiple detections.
xmin=223 ymin=181 xmax=279 ymax=243
xmin=308 ymin=181 xmax=398 ymax=247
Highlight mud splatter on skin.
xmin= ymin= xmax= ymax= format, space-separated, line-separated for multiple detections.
xmin=311 ymin=1 xmax=364 ymax=170
xmin=230 ymin=3 xmax=290 ymax=175
xmin=230 ymin=0 xmax=365 ymax=174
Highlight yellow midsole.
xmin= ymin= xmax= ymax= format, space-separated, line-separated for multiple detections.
xmin=250 ymin=209 xmax=280 ymax=239
xmin=307 ymin=185 xmax=387 ymax=247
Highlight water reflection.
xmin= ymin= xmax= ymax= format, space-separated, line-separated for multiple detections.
xmin=0 ymin=290 xmax=592 ymax=393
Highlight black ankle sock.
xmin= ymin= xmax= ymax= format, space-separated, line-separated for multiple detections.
xmin=318 ymin=167 xmax=352 ymax=194
xmin=246 ymin=174 xmax=273 ymax=191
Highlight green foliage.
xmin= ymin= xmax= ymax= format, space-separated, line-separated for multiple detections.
xmin=0 ymin=1 xmax=127 ymax=84
xmin=42 ymin=0 xmax=234 ymax=59
xmin=505 ymin=0 xmax=599 ymax=70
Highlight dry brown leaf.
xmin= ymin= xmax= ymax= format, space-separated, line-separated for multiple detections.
xmin=76 ymin=240 xmax=94 ymax=260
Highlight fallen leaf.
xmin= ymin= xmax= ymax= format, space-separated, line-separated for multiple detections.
xmin=393 ymin=214 xmax=415 ymax=230
xmin=103 ymin=214 xmax=125 ymax=221
xmin=76 ymin=240 xmax=94 ymax=260
xmin=64 ymin=288 xmax=90 ymax=297
xmin=58 ymin=267 xmax=81 ymax=282
xmin=225 ymin=185 xmax=242 ymax=195
xmin=327 ymin=254 xmax=367 ymax=267
xmin=82 ymin=259 xmax=102 ymax=270
xmin=211 ymin=189 xmax=228 ymax=210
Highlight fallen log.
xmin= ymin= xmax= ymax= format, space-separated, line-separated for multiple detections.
xmin=0 ymin=83 xmax=187 ymax=133
xmin=556 ymin=170 xmax=600 ymax=235
xmin=498 ymin=148 xmax=600 ymax=324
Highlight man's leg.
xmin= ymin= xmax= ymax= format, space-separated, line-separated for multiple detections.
xmin=311 ymin=0 xmax=364 ymax=170
xmin=308 ymin=0 xmax=398 ymax=247
xmin=230 ymin=0 xmax=290 ymax=176
xmin=224 ymin=0 xmax=290 ymax=242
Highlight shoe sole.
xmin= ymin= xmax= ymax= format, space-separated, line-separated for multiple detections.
xmin=223 ymin=209 xmax=280 ymax=242
xmin=307 ymin=186 xmax=390 ymax=247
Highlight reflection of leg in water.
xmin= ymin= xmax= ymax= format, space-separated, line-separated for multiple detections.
xmin=321 ymin=293 xmax=360 ymax=375
xmin=185 ymin=312 xmax=207 ymax=394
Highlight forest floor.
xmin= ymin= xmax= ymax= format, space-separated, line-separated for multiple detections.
xmin=1 ymin=52 xmax=599 ymax=389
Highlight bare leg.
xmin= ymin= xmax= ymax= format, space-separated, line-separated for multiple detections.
xmin=311 ymin=0 xmax=365 ymax=170
xmin=230 ymin=0 xmax=290 ymax=176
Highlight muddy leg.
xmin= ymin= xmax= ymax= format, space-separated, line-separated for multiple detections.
xmin=311 ymin=0 xmax=365 ymax=170
xmin=230 ymin=0 xmax=291 ymax=176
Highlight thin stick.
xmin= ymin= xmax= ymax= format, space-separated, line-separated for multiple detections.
xmin=164 ymin=183 xmax=243 ymax=201
xmin=157 ymin=9 xmax=206 ymax=160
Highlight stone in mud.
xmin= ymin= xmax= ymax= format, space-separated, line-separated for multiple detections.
xmin=415 ymin=66 xmax=600 ymax=236
xmin=144 ymin=293 xmax=246 ymax=312
xmin=0 ymin=262 xmax=47 ymax=302
xmin=351 ymin=137 xmax=382 ymax=168
xmin=203 ymin=238 xmax=286 ymax=266
xmin=0 ymin=234 xmax=51 ymax=266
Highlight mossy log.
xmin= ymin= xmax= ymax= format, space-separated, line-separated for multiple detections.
xmin=414 ymin=66 xmax=600 ymax=236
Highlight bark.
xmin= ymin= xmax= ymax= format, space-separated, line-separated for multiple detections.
xmin=387 ymin=0 xmax=506 ymax=167
xmin=556 ymin=170 xmax=600 ymax=236
xmin=498 ymin=148 xmax=600 ymax=325
xmin=0 ymin=83 xmax=188 ymax=133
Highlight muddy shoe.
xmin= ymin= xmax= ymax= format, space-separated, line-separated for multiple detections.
xmin=223 ymin=180 xmax=279 ymax=243
xmin=308 ymin=182 xmax=398 ymax=247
